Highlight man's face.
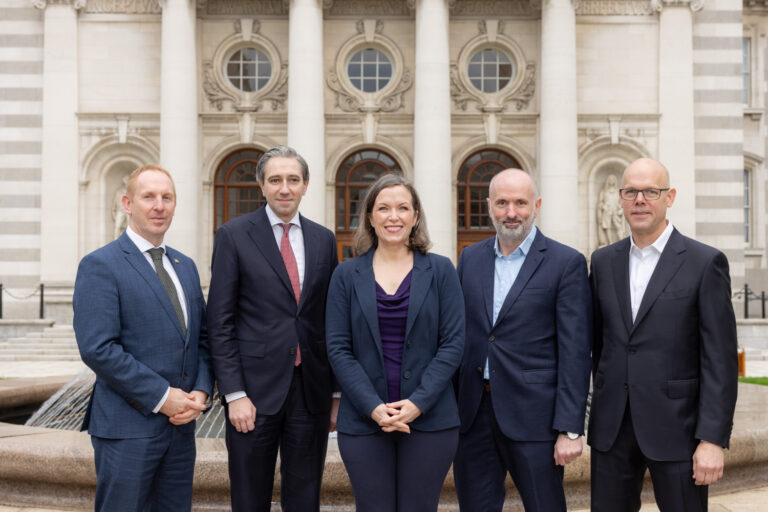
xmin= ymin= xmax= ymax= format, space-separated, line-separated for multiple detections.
xmin=122 ymin=170 xmax=176 ymax=246
xmin=261 ymin=157 xmax=308 ymax=222
xmin=620 ymin=159 xmax=676 ymax=242
xmin=487 ymin=171 xmax=541 ymax=247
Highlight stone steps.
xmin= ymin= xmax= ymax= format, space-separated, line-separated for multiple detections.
xmin=0 ymin=325 xmax=80 ymax=361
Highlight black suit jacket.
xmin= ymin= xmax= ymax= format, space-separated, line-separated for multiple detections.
xmin=588 ymin=228 xmax=738 ymax=461
xmin=207 ymin=206 xmax=338 ymax=415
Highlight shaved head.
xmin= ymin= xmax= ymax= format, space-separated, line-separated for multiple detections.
xmin=489 ymin=169 xmax=539 ymax=200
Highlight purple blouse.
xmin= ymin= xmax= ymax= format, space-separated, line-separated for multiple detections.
xmin=375 ymin=270 xmax=412 ymax=404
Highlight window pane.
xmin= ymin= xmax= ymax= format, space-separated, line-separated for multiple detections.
xmin=347 ymin=48 xmax=393 ymax=92
xmin=467 ymin=48 xmax=516 ymax=93
xmin=225 ymin=47 xmax=272 ymax=91
xmin=380 ymin=63 xmax=392 ymax=78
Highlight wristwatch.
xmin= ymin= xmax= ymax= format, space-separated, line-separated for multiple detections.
xmin=561 ymin=431 xmax=580 ymax=440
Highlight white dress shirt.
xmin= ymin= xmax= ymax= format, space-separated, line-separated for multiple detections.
xmin=628 ymin=222 xmax=674 ymax=322
xmin=225 ymin=205 xmax=306 ymax=404
xmin=125 ymin=225 xmax=189 ymax=413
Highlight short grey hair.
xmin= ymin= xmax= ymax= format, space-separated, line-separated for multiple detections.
xmin=255 ymin=146 xmax=309 ymax=184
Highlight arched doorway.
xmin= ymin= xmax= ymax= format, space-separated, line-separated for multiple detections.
xmin=457 ymin=148 xmax=521 ymax=257
xmin=213 ymin=148 xmax=265 ymax=232
xmin=335 ymin=149 xmax=402 ymax=261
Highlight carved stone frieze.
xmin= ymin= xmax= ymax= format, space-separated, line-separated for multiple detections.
xmin=33 ymin=0 xmax=87 ymax=9
xmin=84 ymin=0 xmax=161 ymax=13
xmin=203 ymin=0 xmax=287 ymax=15
xmin=452 ymin=0 xmax=537 ymax=16
xmin=575 ymin=0 xmax=655 ymax=15
xmin=328 ymin=0 xmax=410 ymax=15
xmin=355 ymin=19 xmax=384 ymax=35
xmin=650 ymin=0 xmax=704 ymax=11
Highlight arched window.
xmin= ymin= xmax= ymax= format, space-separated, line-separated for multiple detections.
xmin=335 ymin=149 xmax=402 ymax=261
xmin=214 ymin=148 xmax=265 ymax=232
xmin=457 ymin=149 xmax=521 ymax=257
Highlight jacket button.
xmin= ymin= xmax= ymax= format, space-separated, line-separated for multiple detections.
xmin=628 ymin=347 xmax=637 ymax=354
xmin=489 ymin=335 xmax=495 ymax=342
xmin=183 ymin=373 xmax=188 ymax=380
xmin=404 ymin=371 xmax=411 ymax=379
xmin=476 ymin=366 xmax=483 ymax=374
xmin=289 ymin=348 xmax=296 ymax=355
xmin=623 ymin=383 xmax=628 ymax=390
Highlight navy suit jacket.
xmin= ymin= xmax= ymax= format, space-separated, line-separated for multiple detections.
xmin=326 ymin=250 xmax=465 ymax=435
xmin=456 ymin=230 xmax=592 ymax=441
xmin=588 ymin=229 xmax=738 ymax=460
xmin=73 ymin=232 xmax=213 ymax=439
xmin=207 ymin=206 xmax=337 ymax=416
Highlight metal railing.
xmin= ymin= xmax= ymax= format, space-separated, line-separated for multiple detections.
xmin=733 ymin=283 xmax=768 ymax=319
xmin=0 ymin=283 xmax=45 ymax=319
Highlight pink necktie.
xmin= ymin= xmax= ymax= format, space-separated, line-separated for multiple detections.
xmin=280 ymin=223 xmax=301 ymax=366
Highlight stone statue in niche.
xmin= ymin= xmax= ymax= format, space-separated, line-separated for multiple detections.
xmin=597 ymin=174 xmax=625 ymax=247
xmin=111 ymin=176 xmax=129 ymax=240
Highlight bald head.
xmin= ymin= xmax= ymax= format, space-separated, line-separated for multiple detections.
xmin=489 ymin=169 xmax=539 ymax=200
xmin=621 ymin=158 xmax=670 ymax=189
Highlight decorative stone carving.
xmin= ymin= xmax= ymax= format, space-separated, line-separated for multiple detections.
xmin=33 ymin=0 xmax=87 ymax=9
xmin=111 ymin=176 xmax=129 ymax=241
xmin=83 ymin=0 xmax=161 ymax=13
xmin=202 ymin=61 xmax=238 ymax=111
xmin=452 ymin=0 xmax=537 ymax=16
xmin=596 ymin=174 xmax=626 ymax=247
xmin=326 ymin=0 xmax=410 ymax=15
xmin=450 ymin=62 xmax=536 ymax=112
xmin=650 ymin=0 xmax=704 ymax=11
xmin=203 ymin=0 xmax=287 ymax=15
xmin=575 ymin=0 xmax=655 ymax=15
xmin=327 ymin=68 xmax=412 ymax=113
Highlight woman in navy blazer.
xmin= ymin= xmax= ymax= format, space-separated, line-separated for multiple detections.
xmin=326 ymin=174 xmax=465 ymax=512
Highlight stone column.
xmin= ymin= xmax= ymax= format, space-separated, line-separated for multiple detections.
xmin=37 ymin=0 xmax=83 ymax=319
xmin=159 ymin=0 xmax=199 ymax=258
xmin=412 ymin=0 xmax=453 ymax=258
xmin=654 ymin=0 xmax=699 ymax=236
xmin=287 ymin=0 xmax=326 ymax=224
xmin=539 ymin=0 xmax=579 ymax=248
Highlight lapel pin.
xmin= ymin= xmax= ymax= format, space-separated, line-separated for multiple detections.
xmin=174 ymin=258 xmax=180 ymax=263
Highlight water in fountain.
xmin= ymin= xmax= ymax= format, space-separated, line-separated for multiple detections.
xmin=25 ymin=369 xmax=227 ymax=438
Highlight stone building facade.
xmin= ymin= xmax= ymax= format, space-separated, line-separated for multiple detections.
xmin=0 ymin=0 xmax=761 ymax=319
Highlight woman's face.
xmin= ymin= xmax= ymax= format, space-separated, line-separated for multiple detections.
xmin=369 ymin=185 xmax=418 ymax=248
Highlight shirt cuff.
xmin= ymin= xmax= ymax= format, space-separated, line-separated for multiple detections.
xmin=225 ymin=391 xmax=247 ymax=403
xmin=153 ymin=386 xmax=170 ymax=414
xmin=332 ymin=392 xmax=341 ymax=398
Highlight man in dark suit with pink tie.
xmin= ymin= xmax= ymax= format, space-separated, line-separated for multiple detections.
xmin=207 ymin=146 xmax=338 ymax=511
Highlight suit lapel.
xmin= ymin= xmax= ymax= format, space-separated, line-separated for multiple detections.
xmin=480 ymin=239 xmax=496 ymax=328
xmin=610 ymin=238 xmax=633 ymax=335
xmin=352 ymin=251 xmax=383 ymax=359
xmin=405 ymin=252 xmax=432 ymax=342
xmin=247 ymin=208 xmax=296 ymax=301
xmin=493 ymin=231 xmax=545 ymax=329
xmin=297 ymin=215 xmax=316 ymax=312
xmin=631 ymin=229 xmax=686 ymax=332
xmin=118 ymin=235 xmax=185 ymax=340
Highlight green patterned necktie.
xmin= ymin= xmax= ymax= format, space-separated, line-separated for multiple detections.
xmin=147 ymin=247 xmax=187 ymax=338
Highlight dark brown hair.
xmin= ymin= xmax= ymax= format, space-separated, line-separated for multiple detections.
xmin=354 ymin=173 xmax=432 ymax=254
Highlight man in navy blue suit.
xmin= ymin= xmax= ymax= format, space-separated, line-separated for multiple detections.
xmin=74 ymin=165 xmax=213 ymax=512
xmin=207 ymin=146 xmax=338 ymax=511
xmin=453 ymin=169 xmax=592 ymax=511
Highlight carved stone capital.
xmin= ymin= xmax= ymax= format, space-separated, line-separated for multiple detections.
xmin=650 ymin=0 xmax=704 ymax=12
xmin=32 ymin=0 xmax=87 ymax=9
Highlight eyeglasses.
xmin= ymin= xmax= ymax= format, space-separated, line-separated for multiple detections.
xmin=619 ymin=188 xmax=670 ymax=201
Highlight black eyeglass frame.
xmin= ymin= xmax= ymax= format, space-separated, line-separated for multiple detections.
xmin=618 ymin=187 xmax=670 ymax=201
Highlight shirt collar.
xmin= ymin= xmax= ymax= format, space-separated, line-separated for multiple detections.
xmin=494 ymin=225 xmax=537 ymax=259
xmin=265 ymin=204 xmax=301 ymax=229
xmin=630 ymin=221 xmax=674 ymax=255
xmin=126 ymin=225 xmax=166 ymax=254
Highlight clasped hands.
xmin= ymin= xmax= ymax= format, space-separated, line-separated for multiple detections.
xmin=371 ymin=399 xmax=422 ymax=433
xmin=159 ymin=387 xmax=208 ymax=426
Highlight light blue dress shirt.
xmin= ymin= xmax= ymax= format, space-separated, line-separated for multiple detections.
xmin=484 ymin=225 xmax=537 ymax=379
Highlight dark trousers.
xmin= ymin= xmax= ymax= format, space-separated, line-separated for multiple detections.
xmin=454 ymin=390 xmax=566 ymax=512
xmin=91 ymin=426 xmax=195 ymax=512
xmin=225 ymin=367 xmax=330 ymax=512
xmin=338 ymin=427 xmax=458 ymax=512
xmin=591 ymin=405 xmax=708 ymax=512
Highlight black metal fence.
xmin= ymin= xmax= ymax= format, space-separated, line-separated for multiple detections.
xmin=733 ymin=284 xmax=768 ymax=319
xmin=0 ymin=283 xmax=45 ymax=320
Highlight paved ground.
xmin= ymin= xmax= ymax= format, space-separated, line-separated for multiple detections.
xmin=1 ymin=350 xmax=767 ymax=511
